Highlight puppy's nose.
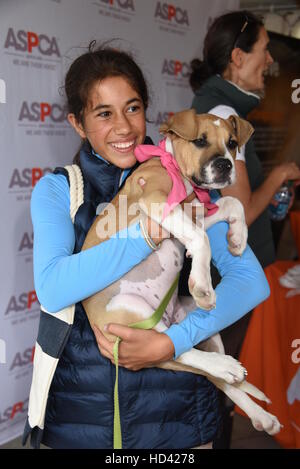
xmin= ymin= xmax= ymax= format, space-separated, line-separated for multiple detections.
xmin=214 ymin=158 xmax=232 ymax=173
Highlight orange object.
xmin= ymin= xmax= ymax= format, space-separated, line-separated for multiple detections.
xmin=236 ymin=261 xmax=300 ymax=448
xmin=290 ymin=211 xmax=300 ymax=257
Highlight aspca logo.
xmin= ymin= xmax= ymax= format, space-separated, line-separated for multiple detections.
xmin=9 ymin=167 xmax=52 ymax=189
xmin=0 ymin=78 xmax=6 ymax=104
xmin=18 ymin=232 xmax=33 ymax=252
xmin=154 ymin=2 xmax=189 ymax=26
xmin=155 ymin=111 xmax=174 ymax=127
xmin=18 ymin=101 xmax=67 ymax=123
xmin=162 ymin=59 xmax=191 ymax=78
xmin=9 ymin=346 xmax=35 ymax=372
xmin=4 ymin=28 xmax=60 ymax=57
xmin=100 ymin=0 xmax=135 ymax=10
xmin=5 ymin=291 xmax=39 ymax=316
xmin=0 ymin=398 xmax=29 ymax=424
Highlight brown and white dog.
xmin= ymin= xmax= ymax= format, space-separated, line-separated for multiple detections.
xmin=81 ymin=109 xmax=281 ymax=435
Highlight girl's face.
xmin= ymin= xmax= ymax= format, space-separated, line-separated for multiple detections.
xmin=69 ymin=76 xmax=146 ymax=168
xmin=237 ymin=27 xmax=274 ymax=92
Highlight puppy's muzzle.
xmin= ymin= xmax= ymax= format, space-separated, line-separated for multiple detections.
xmin=213 ymin=158 xmax=232 ymax=176
xmin=193 ymin=156 xmax=233 ymax=187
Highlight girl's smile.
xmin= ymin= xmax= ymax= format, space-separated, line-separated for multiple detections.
xmin=69 ymin=75 xmax=146 ymax=168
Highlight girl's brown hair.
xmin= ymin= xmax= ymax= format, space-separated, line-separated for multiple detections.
xmin=64 ymin=41 xmax=149 ymax=163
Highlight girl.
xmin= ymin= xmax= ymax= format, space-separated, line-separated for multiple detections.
xmin=23 ymin=42 xmax=270 ymax=449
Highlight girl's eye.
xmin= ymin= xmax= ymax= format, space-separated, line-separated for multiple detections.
xmin=127 ymin=105 xmax=140 ymax=113
xmin=98 ymin=111 xmax=111 ymax=118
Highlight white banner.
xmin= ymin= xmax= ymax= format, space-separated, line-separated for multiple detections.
xmin=0 ymin=0 xmax=239 ymax=445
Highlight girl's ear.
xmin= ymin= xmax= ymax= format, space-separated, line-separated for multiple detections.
xmin=68 ymin=113 xmax=86 ymax=139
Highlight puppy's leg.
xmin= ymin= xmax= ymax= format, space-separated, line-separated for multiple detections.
xmin=154 ymin=322 xmax=246 ymax=384
xmin=196 ymin=333 xmax=272 ymax=402
xmin=204 ymin=196 xmax=248 ymax=256
xmin=196 ymin=333 xmax=225 ymax=354
xmin=232 ymin=380 xmax=271 ymax=404
xmin=196 ymin=332 xmax=271 ymax=403
xmin=209 ymin=378 xmax=282 ymax=435
xmin=151 ymin=203 xmax=216 ymax=310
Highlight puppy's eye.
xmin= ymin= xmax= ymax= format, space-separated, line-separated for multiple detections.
xmin=192 ymin=137 xmax=208 ymax=148
xmin=228 ymin=137 xmax=238 ymax=150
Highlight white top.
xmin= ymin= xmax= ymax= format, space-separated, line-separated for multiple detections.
xmin=208 ymin=104 xmax=246 ymax=162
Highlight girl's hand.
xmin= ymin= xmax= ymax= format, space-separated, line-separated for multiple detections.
xmin=93 ymin=323 xmax=175 ymax=371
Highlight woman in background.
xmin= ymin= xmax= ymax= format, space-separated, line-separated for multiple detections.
xmin=189 ymin=10 xmax=300 ymax=447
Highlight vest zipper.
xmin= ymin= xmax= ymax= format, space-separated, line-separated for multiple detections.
xmin=119 ymin=170 xmax=124 ymax=188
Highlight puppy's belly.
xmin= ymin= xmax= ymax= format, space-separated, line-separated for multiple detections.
xmin=83 ymin=238 xmax=185 ymax=334
xmin=96 ymin=307 xmax=148 ymax=342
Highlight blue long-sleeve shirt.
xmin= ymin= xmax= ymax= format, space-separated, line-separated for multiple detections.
xmin=31 ymin=173 xmax=152 ymax=311
xmin=31 ymin=173 xmax=270 ymax=358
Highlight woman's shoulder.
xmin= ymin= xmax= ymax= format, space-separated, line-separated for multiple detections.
xmin=208 ymin=104 xmax=238 ymax=119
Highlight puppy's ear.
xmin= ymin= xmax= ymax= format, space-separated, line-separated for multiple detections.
xmin=159 ymin=109 xmax=198 ymax=140
xmin=228 ymin=115 xmax=254 ymax=150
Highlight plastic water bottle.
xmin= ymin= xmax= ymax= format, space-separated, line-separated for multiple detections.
xmin=268 ymin=181 xmax=293 ymax=221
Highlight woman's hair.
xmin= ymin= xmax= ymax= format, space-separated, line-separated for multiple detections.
xmin=65 ymin=40 xmax=149 ymax=125
xmin=190 ymin=10 xmax=264 ymax=92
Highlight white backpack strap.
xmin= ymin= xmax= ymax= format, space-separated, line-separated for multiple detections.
xmin=64 ymin=164 xmax=84 ymax=223
xmin=26 ymin=164 xmax=84 ymax=436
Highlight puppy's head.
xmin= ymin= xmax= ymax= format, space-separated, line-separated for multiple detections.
xmin=160 ymin=109 xmax=254 ymax=189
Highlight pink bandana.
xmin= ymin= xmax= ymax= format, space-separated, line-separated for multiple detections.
xmin=134 ymin=139 xmax=218 ymax=220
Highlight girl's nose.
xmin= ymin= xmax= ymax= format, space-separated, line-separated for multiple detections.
xmin=114 ymin=113 xmax=131 ymax=135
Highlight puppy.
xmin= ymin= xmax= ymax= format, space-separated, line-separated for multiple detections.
xmin=81 ymin=109 xmax=281 ymax=435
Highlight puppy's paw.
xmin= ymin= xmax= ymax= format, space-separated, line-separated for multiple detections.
xmin=189 ymin=278 xmax=216 ymax=310
xmin=194 ymin=292 xmax=216 ymax=311
xmin=207 ymin=354 xmax=247 ymax=384
xmin=227 ymin=218 xmax=248 ymax=256
xmin=251 ymin=409 xmax=282 ymax=435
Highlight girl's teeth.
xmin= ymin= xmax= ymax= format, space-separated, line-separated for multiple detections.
xmin=112 ymin=141 xmax=134 ymax=149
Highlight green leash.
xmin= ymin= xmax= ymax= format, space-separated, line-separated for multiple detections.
xmin=112 ymin=273 xmax=180 ymax=449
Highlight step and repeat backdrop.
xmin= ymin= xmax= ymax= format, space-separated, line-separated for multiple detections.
xmin=0 ymin=0 xmax=238 ymax=445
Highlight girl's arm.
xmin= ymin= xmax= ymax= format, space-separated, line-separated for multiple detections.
xmin=32 ymin=173 xmax=152 ymax=313
xmin=95 ymin=220 xmax=270 ymax=367
xmin=164 ymin=220 xmax=270 ymax=358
